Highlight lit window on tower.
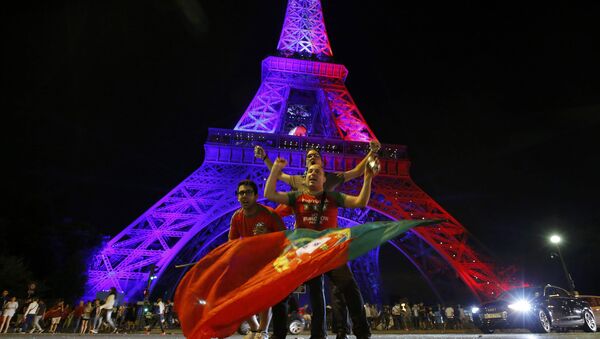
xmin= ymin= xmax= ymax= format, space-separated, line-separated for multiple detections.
xmin=282 ymin=89 xmax=318 ymax=136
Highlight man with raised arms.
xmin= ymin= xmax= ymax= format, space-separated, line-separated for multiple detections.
xmin=264 ymin=158 xmax=378 ymax=339
xmin=255 ymin=141 xmax=380 ymax=194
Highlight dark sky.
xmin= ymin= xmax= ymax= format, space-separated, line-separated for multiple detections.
xmin=4 ymin=1 xmax=600 ymax=301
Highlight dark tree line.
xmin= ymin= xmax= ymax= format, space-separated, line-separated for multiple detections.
xmin=0 ymin=195 xmax=102 ymax=302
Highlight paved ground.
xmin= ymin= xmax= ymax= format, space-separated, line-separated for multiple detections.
xmin=1 ymin=331 xmax=597 ymax=339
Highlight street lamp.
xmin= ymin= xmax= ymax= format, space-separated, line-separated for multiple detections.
xmin=549 ymin=234 xmax=576 ymax=293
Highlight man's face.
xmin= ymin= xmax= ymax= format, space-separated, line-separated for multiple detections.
xmin=305 ymin=165 xmax=325 ymax=190
xmin=305 ymin=150 xmax=322 ymax=167
xmin=2 ymin=290 xmax=8 ymax=297
xmin=236 ymin=184 xmax=257 ymax=210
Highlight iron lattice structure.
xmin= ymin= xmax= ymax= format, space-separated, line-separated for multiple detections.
xmin=277 ymin=0 xmax=333 ymax=59
xmin=233 ymin=57 xmax=377 ymax=142
xmin=85 ymin=0 xmax=520 ymax=302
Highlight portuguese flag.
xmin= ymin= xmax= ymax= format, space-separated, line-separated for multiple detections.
xmin=174 ymin=220 xmax=438 ymax=339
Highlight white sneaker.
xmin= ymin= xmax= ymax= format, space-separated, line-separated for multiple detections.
xmin=255 ymin=331 xmax=269 ymax=339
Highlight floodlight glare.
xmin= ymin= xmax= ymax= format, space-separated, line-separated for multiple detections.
xmin=508 ymin=299 xmax=532 ymax=312
xmin=550 ymin=235 xmax=561 ymax=244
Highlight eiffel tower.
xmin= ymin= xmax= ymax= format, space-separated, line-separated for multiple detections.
xmin=85 ymin=0 xmax=519 ymax=303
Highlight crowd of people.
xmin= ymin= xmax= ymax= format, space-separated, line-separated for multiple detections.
xmin=291 ymin=300 xmax=475 ymax=333
xmin=0 ymin=286 xmax=179 ymax=334
xmin=1 ymin=284 xmax=477 ymax=336
xmin=364 ymin=302 xmax=474 ymax=331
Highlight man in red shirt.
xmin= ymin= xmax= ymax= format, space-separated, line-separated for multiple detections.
xmin=71 ymin=300 xmax=85 ymax=333
xmin=264 ymin=158 xmax=378 ymax=339
xmin=229 ymin=180 xmax=285 ymax=240
xmin=229 ymin=180 xmax=286 ymax=339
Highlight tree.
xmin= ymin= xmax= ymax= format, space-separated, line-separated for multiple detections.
xmin=0 ymin=255 xmax=34 ymax=295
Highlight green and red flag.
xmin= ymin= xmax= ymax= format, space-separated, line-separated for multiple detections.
xmin=174 ymin=219 xmax=438 ymax=339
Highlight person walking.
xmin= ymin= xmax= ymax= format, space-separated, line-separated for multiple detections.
xmin=399 ymin=303 xmax=409 ymax=331
xmin=30 ymin=299 xmax=46 ymax=333
xmin=433 ymin=304 xmax=444 ymax=330
xmin=411 ymin=303 xmax=419 ymax=330
xmin=89 ymin=299 xmax=102 ymax=334
xmin=444 ymin=305 xmax=455 ymax=330
xmin=164 ymin=300 xmax=174 ymax=329
xmin=20 ymin=297 xmax=39 ymax=333
xmin=456 ymin=304 xmax=465 ymax=329
xmin=71 ymin=300 xmax=85 ymax=333
xmin=391 ymin=302 xmax=402 ymax=330
xmin=46 ymin=300 xmax=65 ymax=333
xmin=0 ymin=291 xmax=9 ymax=308
xmin=145 ymin=297 xmax=166 ymax=335
xmin=80 ymin=301 xmax=92 ymax=334
xmin=97 ymin=287 xmax=118 ymax=333
xmin=115 ymin=304 xmax=127 ymax=329
xmin=0 ymin=296 xmax=18 ymax=333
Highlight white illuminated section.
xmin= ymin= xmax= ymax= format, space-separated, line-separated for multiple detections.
xmin=508 ymin=299 xmax=532 ymax=312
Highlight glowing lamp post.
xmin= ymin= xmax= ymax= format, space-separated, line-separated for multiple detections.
xmin=549 ymin=234 xmax=576 ymax=293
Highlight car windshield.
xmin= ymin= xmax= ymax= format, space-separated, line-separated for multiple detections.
xmin=498 ymin=287 xmax=544 ymax=300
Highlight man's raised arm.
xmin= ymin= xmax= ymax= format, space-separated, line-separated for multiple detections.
xmin=255 ymin=146 xmax=294 ymax=185
xmin=341 ymin=140 xmax=380 ymax=182
xmin=343 ymin=161 xmax=378 ymax=208
xmin=264 ymin=157 xmax=291 ymax=205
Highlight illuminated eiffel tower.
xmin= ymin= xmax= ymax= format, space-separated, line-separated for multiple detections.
xmin=85 ymin=0 xmax=519 ymax=303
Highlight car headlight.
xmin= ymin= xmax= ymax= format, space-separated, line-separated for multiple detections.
xmin=471 ymin=306 xmax=480 ymax=314
xmin=508 ymin=299 xmax=532 ymax=312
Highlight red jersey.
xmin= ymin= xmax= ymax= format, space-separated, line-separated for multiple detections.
xmin=229 ymin=204 xmax=286 ymax=240
xmin=73 ymin=305 xmax=85 ymax=317
xmin=287 ymin=191 xmax=345 ymax=230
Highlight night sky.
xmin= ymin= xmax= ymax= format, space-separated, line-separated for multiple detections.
xmin=4 ymin=1 xmax=600 ymax=303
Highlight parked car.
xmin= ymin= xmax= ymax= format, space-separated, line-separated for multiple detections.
xmin=576 ymin=295 xmax=600 ymax=321
xmin=472 ymin=284 xmax=596 ymax=333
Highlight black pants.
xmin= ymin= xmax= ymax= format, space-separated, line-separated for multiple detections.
xmin=392 ymin=315 xmax=401 ymax=329
xmin=330 ymin=274 xmax=352 ymax=336
xmin=145 ymin=314 xmax=164 ymax=332
xmin=307 ymin=264 xmax=370 ymax=339
xmin=271 ymin=296 xmax=292 ymax=339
